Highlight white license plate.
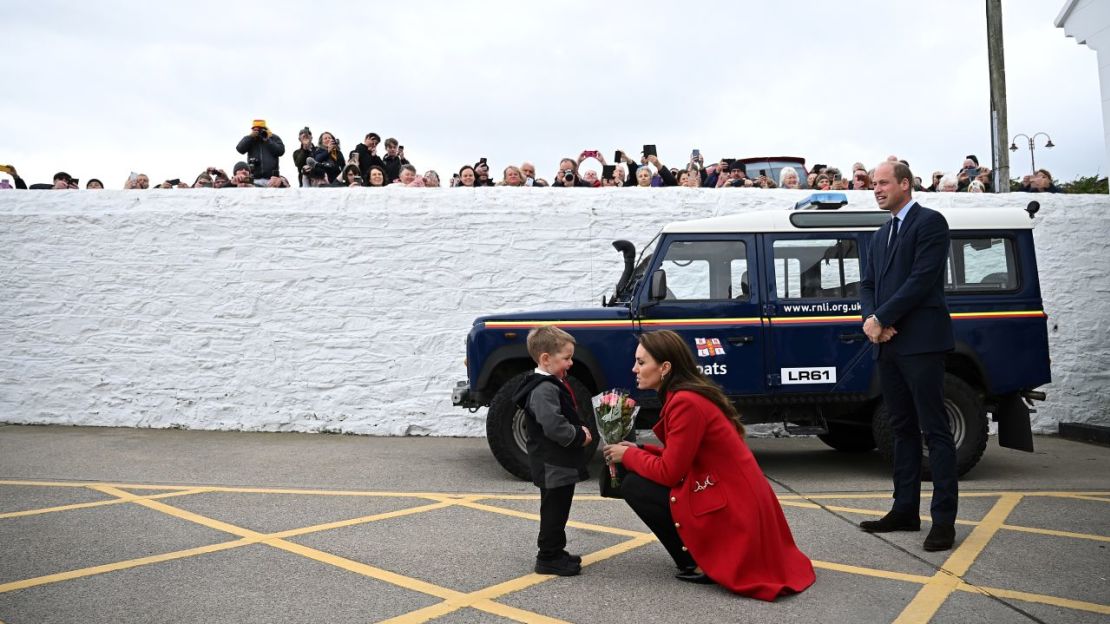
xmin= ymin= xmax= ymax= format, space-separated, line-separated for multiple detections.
xmin=781 ymin=367 xmax=836 ymax=384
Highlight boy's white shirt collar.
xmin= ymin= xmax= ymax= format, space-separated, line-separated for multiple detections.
xmin=534 ymin=367 xmax=552 ymax=376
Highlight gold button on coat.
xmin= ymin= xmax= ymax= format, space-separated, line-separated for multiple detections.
xmin=670 ymin=496 xmax=676 ymax=503
xmin=681 ymin=546 xmax=688 ymax=552
xmin=674 ymin=522 xmax=681 ymax=528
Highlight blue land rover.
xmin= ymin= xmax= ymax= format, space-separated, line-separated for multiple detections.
xmin=453 ymin=194 xmax=1051 ymax=481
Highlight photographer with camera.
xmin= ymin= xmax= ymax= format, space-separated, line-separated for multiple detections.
xmin=309 ymin=131 xmax=345 ymax=185
xmin=231 ymin=162 xmax=256 ymax=188
xmin=552 ymin=157 xmax=590 ymax=188
xmin=235 ymin=119 xmax=285 ymax=187
xmin=292 ymin=127 xmax=316 ymax=187
xmin=381 ymin=138 xmax=411 ymax=183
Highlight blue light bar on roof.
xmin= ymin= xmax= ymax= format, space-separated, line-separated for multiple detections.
xmin=793 ymin=193 xmax=849 ymax=211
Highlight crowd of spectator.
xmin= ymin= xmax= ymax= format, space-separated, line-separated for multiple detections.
xmin=0 ymin=121 xmax=1064 ymax=194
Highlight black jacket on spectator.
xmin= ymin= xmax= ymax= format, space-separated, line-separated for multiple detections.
xmin=382 ymin=154 xmax=410 ymax=183
xmin=292 ymin=144 xmax=316 ymax=187
xmin=312 ymin=146 xmax=346 ymax=184
xmin=354 ymin=144 xmax=385 ymax=180
xmin=236 ymin=133 xmax=286 ymax=179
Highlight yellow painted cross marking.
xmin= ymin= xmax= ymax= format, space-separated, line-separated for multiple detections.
xmin=2 ymin=480 xmax=1108 ymax=623
xmin=893 ymin=493 xmax=1023 ymax=624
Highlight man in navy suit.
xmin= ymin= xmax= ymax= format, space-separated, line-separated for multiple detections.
xmin=858 ymin=161 xmax=957 ymax=552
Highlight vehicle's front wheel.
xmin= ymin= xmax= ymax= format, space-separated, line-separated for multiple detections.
xmin=872 ymin=373 xmax=988 ymax=479
xmin=486 ymin=372 xmax=598 ymax=481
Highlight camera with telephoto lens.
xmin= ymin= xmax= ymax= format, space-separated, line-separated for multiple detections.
xmin=562 ymin=169 xmax=575 ymax=183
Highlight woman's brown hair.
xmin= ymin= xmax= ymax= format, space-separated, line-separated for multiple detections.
xmin=638 ymin=330 xmax=745 ymax=437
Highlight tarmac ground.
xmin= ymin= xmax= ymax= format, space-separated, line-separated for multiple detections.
xmin=0 ymin=424 xmax=1107 ymax=624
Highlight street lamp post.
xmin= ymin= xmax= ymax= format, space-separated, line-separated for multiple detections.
xmin=1009 ymin=132 xmax=1055 ymax=174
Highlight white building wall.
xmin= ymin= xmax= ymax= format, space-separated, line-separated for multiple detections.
xmin=0 ymin=189 xmax=1107 ymax=435
xmin=1058 ymin=0 xmax=1110 ymax=192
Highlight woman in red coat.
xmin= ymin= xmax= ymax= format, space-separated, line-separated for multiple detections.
xmin=603 ymin=330 xmax=815 ymax=601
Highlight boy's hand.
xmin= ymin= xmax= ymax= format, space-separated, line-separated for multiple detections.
xmin=581 ymin=427 xmax=593 ymax=447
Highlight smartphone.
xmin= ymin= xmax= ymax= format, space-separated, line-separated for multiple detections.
xmin=479 ymin=157 xmax=487 ymax=164
xmin=602 ymin=164 xmax=616 ymax=179
xmin=129 ymin=172 xmax=138 ymax=182
xmin=643 ymin=145 xmax=657 ymax=157
xmin=166 ymin=179 xmax=180 ymax=186
xmin=614 ymin=150 xmax=623 ymax=162
xmin=353 ymin=176 xmax=364 ymax=185
xmin=692 ymin=149 xmax=700 ymax=158
xmin=524 ymin=177 xmax=534 ymax=187
xmin=759 ymin=169 xmax=767 ymax=177
xmin=964 ymin=167 xmax=979 ymax=178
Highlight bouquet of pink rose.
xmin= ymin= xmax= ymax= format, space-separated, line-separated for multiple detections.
xmin=592 ymin=389 xmax=639 ymax=489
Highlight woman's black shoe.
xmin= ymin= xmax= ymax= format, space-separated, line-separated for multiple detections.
xmin=675 ymin=569 xmax=713 ymax=584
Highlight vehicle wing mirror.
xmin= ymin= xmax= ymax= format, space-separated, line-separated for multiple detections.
xmin=648 ymin=270 xmax=668 ymax=301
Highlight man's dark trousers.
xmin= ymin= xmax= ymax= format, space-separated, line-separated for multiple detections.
xmin=879 ymin=348 xmax=957 ymax=526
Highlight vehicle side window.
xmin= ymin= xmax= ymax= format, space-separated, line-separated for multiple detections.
xmin=659 ymin=240 xmax=747 ymax=300
xmin=772 ymin=238 xmax=860 ymax=299
xmin=945 ymin=237 xmax=1017 ymax=292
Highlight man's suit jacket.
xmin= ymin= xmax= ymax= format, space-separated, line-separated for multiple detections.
xmin=860 ymin=201 xmax=954 ymax=357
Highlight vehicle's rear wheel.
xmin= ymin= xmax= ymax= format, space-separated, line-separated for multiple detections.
xmin=486 ymin=372 xmax=598 ymax=481
xmin=872 ymin=373 xmax=988 ymax=479
xmin=817 ymin=422 xmax=877 ymax=452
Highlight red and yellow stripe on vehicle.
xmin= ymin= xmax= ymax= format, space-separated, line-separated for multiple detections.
xmin=483 ymin=311 xmax=1045 ymax=330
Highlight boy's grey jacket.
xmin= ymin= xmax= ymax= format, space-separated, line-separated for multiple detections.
xmin=512 ymin=373 xmax=589 ymax=489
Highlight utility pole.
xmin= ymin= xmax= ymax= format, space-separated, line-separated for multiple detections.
xmin=987 ymin=0 xmax=1010 ymax=192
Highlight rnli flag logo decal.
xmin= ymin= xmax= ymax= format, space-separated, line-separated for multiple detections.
xmin=695 ymin=337 xmax=725 ymax=357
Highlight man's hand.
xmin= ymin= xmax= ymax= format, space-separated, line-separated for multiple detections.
xmin=878 ymin=327 xmax=898 ymax=343
xmin=863 ymin=316 xmax=884 ymax=343
xmin=582 ymin=427 xmax=593 ymax=447
xmin=250 ymin=129 xmax=260 ymax=139
xmin=647 ymin=154 xmax=661 ymax=168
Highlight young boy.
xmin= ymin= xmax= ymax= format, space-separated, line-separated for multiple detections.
xmin=511 ymin=325 xmax=593 ymax=576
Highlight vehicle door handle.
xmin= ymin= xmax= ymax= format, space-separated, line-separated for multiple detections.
xmin=838 ymin=332 xmax=867 ymax=343
xmin=727 ymin=336 xmax=754 ymax=346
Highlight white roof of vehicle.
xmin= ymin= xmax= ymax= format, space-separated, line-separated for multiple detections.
xmin=662 ymin=206 xmax=1035 ymax=234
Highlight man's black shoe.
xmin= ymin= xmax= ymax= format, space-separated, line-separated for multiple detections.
xmin=561 ymin=550 xmax=582 ymax=565
xmin=923 ymin=524 xmax=956 ymax=552
xmin=535 ymin=555 xmax=581 ymax=576
xmin=859 ymin=510 xmax=921 ymax=533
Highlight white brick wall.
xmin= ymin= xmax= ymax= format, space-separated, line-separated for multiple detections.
xmin=1 ymin=188 xmax=1107 ymax=435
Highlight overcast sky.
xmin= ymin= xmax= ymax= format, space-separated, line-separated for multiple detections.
xmin=1 ymin=0 xmax=1102 ymax=187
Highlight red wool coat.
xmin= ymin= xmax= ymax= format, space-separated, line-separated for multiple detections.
xmin=623 ymin=390 xmax=815 ymax=601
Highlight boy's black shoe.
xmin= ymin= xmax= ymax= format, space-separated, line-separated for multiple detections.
xmin=535 ymin=555 xmax=581 ymax=576
xmin=923 ymin=524 xmax=956 ymax=551
xmin=859 ymin=510 xmax=921 ymax=533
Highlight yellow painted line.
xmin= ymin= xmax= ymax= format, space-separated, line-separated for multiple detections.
xmin=957 ymin=582 xmax=1110 ymax=616
xmin=377 ymin=535 xmax=654 ymax=624
xmin=268 ymin=499 xmax=462 ymax=541
xmin=0 ymin=488 xmax=208 ymax=519
xmin=91 ymin=485 xmax=261 ymax=539
xmin=0 ymin=539 xmax=249 ymax=593
xmin=893 ymin=493 xmax=1023 ymax=624
xmin=456 ymin=499 xmax=652 ymax=538
xmin=266 ymin=538 xmax=463 ymax=601
xmin=1047 ymin=494 xmax=1110 ymax=504
xmin=811 ymin=560 xmax=934 ymax=585
xmin=0 ymin=480 xmax=196 ymax=491
xmin=1000 ymin=524 xmax=1110 ymax=543
xmin=93 ymin=485 xmax=473 ymax=603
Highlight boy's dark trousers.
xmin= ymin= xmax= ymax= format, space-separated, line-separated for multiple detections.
xmin=537 ymin=483 xmax=576 ymax=560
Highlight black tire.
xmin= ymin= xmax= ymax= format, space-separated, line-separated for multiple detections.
xmin=818 ymin=422 xmax=877 ymax=453
xmin=486 ymin=372 xmax=598 ymax=481
xmin=872 ymin=373 xmax=988 ymax=479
